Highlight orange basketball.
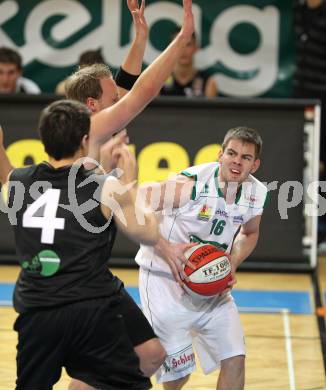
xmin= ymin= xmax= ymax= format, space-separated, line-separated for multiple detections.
xmin=183 ymin=243 xmax=232 ymax=297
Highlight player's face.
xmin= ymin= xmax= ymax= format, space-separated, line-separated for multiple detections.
xmin=0 ymin=62 xmax=21 ymax=93
xmin=92 ymin=77 xmax=120 ymax=113
xmin=218 ymin=139 xmax=260 ymax=184
xmin=177 ymin=38 xmax=197 ymax=66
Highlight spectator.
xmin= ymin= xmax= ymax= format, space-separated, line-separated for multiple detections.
xmin=0 ymin=47 xmax=40 ymax=94
xmin=160 ymin=28 xmax=218 ymax=97
xmin=293 ymin=0 xmax=326 ymax=244
xmin=55 ymin=49 xmax=106 ymax=95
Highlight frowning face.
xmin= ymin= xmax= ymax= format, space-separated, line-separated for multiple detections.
xmin=218 ymin=138 xmax=260 ymax=184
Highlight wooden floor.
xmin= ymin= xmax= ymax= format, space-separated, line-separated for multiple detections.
xmin=1 ymin=261 xmax=325 ymax=390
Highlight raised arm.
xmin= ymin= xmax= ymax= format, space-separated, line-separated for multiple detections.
xmin=89 ymin=0 xmax=194 ymax=151
xmin=0 ymin=126 xmax=14 ymax=185
xmin=116 ymin=0 xmax=148 ymax=98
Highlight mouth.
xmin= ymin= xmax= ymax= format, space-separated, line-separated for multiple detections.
xmin=230 ymin=168 xmax=241 ymax=175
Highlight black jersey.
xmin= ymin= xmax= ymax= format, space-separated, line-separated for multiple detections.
xmin=8 ymin=162 xmax=121 ymax=313
xmin=160 ymin=70 xmax=210 ymax=97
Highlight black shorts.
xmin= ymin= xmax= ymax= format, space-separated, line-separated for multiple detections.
xmin=14 ymin=295 xmax=152 ymax=390
xmin=115 ymin=288 xmax=156 ymax=347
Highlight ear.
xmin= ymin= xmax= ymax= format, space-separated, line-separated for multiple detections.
xmin=250 ymin=158 xmax=260 ymax=174
xmin=81 ymin=134 xmax=89 ymax=151
xmin=85 ymin=97 xmax=97 ymax=114
xmin=217 ymin=149 xmax=223 ymax=161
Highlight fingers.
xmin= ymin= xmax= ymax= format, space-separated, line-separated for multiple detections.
xmin=169 ymin=260 xmax=183 ymax=287
xmin=140 ymin=0 xmax=145 ymax=15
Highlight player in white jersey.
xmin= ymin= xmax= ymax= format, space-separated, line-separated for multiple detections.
xmin=136 ymin=126 xmax=268 ymax=390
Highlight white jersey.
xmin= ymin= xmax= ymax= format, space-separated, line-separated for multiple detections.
xmin=135 ymin=162 xmax=268 ymax=273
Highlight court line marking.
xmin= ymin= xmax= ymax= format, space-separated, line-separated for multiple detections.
xmin=282 ymin=309 xmax=296 ymax=390
xmin=241 ymin=306 xmax=296 ymax=390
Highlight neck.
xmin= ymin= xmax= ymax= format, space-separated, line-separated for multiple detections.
xmin=218 ymin=173 xmax=241 ymax=204
xmin=174 ymin=63 xmax=197 ymax=81
xmin=48 ymin=151 xmax=84 ymax=168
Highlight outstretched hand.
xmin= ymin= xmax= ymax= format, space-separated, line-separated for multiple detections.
xmin=112 ymin=142 xmax=138 ymax=185
xmin=155 ymin=238 xmax=197 ymax=286
xmin=100 ymin=130 xmax=129 ymax=173
xmin=127 ymin=0 xmax=148 ymax=40
xmin=180 ymin=0 xmax=195 ymax=41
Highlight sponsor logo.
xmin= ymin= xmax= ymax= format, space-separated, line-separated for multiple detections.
xmin=215 ymin=209 xmax=229 ymax=218
xmin=244 ymin=194 xmax=258 ymax=203
xmin=164 ymin=346 xmax=195 ymax=373
xmin=189 ymin=246 xmax=217 ymax=267
xmin=233 ymin=215 xmax=244 ymax=224
xmin=197 ymin=204 xmax=212 ymax=221
xmin=171 ymin=353 xmax=195 ymax=370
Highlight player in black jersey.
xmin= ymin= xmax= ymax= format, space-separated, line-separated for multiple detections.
xmin=160 ymin=28 xmax=218 ymax=98
xmin=0 ymin=1 xmax=195 ymax=388
xmin=4 ymin=99 xmax=161 ymax=390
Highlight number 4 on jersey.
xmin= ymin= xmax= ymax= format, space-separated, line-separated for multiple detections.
xmin=23 ymin=189 xmax=65 ymax=244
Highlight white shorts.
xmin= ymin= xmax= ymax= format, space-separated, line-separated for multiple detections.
xmin=139 ymin=267 xmax=245 ymax=384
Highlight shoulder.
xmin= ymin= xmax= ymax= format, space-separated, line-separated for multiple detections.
xmin=241 ymin=174 xmax=268 ymax=209
xmin=9 ymin=165 xmax=39 ymax=181
xmin=17 ymin=77 xmax=41 ymax=94
xmin=181 ymin=162 xmax=217 ymax=178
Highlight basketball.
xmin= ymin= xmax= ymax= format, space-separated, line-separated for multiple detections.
xmin=183 ymin=243 xmax=232 ymax=297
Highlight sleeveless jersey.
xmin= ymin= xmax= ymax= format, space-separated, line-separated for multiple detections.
xmin=135 ymin=162 xmax=268 ymax=274
xmin=9 ymin=163 xmax=120 ymax=313
xmin=160 ymin=71 xmax=210 ymax=97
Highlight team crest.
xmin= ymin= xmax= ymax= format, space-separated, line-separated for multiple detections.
xmin=197 ymin=204 xmax=212 ymax=221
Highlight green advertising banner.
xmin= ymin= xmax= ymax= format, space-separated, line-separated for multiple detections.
xmin=0 ymin=0 xmax=294 ymax=97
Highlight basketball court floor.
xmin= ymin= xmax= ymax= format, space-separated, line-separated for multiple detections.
xmin=0 ymin=259 xmax=325 ymax=390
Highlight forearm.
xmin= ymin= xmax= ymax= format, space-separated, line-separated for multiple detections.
xmin=230 ymin=231 xmax=259 ymax=270
xmin=130 ymin=32 xmax=190 ymax=102
xmin=122 ymin=36 xmax=146 ymax=76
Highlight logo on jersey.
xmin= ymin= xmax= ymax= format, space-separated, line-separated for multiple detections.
xmin=22 ymin=250 xmax=61 ymax=277
xmin=215 ymin=209 xmax=229 ymax=218
xmin=197 ymin=204 xmax=212 ymax=221
xmin=233 ymin=215 xmax=244 ymax=224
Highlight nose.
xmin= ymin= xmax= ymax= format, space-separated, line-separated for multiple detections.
xmin=233 ymin=155 xmax=242 ymax=165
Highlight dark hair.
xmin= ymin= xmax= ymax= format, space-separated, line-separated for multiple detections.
xmin=38 ymin=100 xmax=91 ymax=160
xmin=78 ymin=49 xmax=105 ymax=67
xmin=222 ymin=127 xmax=263 ymax=158
xmin=0 ymin=47 xmax=22 ymax=70
xmin=65 ymin=63 xmax=112 ymax=103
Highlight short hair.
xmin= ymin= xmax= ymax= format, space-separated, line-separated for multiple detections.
xmin=78 ymin=49 xmax=105 ymax=67
xmin=222 ymin=127 xmax=263 ymax=158
xmin=38 ymin=100 xmax=91 ymax=160
xmin=0 ymin=47 xmax=22 ymax=70
xmin=65 ymin=63 xmax=113 ymax=103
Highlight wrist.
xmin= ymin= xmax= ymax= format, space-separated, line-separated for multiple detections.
xmin=155 ymin=235 xmax=167 ymax=254
xmin=115 ymin=66 xmax=140 ymax=91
